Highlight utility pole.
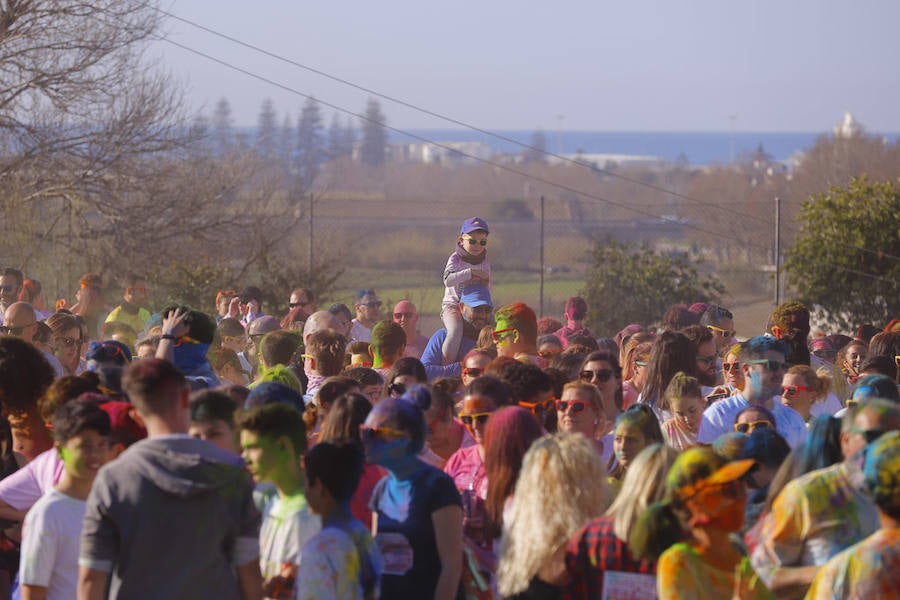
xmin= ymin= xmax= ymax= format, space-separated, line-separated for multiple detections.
xmin=308 ymin=193 xmax=314 ymax=280
xmin=539 ymin=195 xmax=545 ymax=317
xmin=774 ymin=196 xmax=781 ymax=306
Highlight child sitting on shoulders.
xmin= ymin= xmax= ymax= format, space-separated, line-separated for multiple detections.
xmin=442 ymin=217 xmax=492 ymax=364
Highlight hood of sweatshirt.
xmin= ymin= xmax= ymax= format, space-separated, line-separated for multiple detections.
xmin=124 ymin=436 xmax=248 ymax=498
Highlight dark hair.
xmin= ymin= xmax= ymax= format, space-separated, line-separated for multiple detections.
xmin=0 ymin=337 xmax=56 ymax=415
xmin=52 ymin=401 xmax=111 ymax=445
xmin=1 ymin=268 xmax=23 ymax=287
xmin=465 ymin=375 xmax=512 ymax=407
xmin=699 ymin=304 xmax=733 ymax=326
xmin=641 ymin=331 xmax=696 ymax=411
xmin=860 ymin=355 xmax=899 ymax=380
xmin=499 ymin=361 xmax=552 ymax=404
xmin=260 ymin=330 xmax=302 ymax=367
xmin=39 ymin=375 xmax=102 ymax=424
xmin=190 ymin=390 xmax=238 ymax=428
xmin=161 ymin=306 xmax=216 ymax=345
xmin=318 ymin=392 xmax=372 ymax=442
xmin=381 ymin=357 xmax=427 ymax=398
xmin=580 ymin=350 xmax=624 ymax=410
xmin=122 ymin=358 xmax=187 ymax=417
xmin=662 ymin=304 xmax=698 ymax=331
xmin=217 ymin=317 xmax=245 ymax=338
xmin=344 ymin=366 xmax=384 ymax=387
xmin=796 ymin=415 xmax=843 ymax=473
xmin=236 ymin=402 xmax=307 ymax=456
xmin=347 ymin=341 xmax=371 ymax=356
xmin=680 ymin=324 xmax=714 ymax=347
xmin=550 ymin=349 xmax=587 ymax=381
xmin=735 ymin=405 xmax=777 ymax=427
xmin=741 ymin=427 xmax=790 ymax=469
xmin=305 ymin=439 xmax=364 ymax=502
xmin=328 ymin=303 xmax=352 ymax=322
xmin=317 ymin=376 xmax=360 ymax=407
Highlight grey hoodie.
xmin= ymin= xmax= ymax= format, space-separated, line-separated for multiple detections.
xmin=80 ymin=435 xmax=260 ymax=600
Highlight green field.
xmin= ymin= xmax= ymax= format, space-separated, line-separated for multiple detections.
xmin=331 ymin=268 xmax=585 ymax=331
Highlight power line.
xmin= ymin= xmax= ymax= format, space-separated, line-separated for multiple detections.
xmin=155 ymin=37 xmax=899 ymax=287
xmin=155 ymin=5 xmax=776 ymax=228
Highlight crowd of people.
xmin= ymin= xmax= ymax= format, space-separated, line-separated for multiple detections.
xmin=0 ymin=218 xmax=898 ymax=599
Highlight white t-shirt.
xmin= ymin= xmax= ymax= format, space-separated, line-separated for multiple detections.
xmin=698 ymin=392 xmax=808 ymax=448
xmin=20 ymin=489 xmax=86 ymax=599
xmin=259 ymin=494 xmax=321 ymax=598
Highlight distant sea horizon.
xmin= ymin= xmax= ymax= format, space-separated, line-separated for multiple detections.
xmin=388 ymin=129 xmax=900 ymax=166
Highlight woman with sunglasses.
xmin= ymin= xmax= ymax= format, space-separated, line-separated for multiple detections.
xmin=460 ymin=348 xmax=492 ymax=387
xmin=363 ymin=388 xmax=463 ymax=600
xmin=556 ymin=381 xmax=614 ymax=463
xmin=578 ymin=351 xmax=623 ymax=416
xmin=443 ymin=377 xmax=511 ymax=553
xmin=780 ymin=365 xmax=831 ymax=424
xmin=631 ymin=447 xmax=772 ymax=599
xmin=380 ymin=356 xmax=427 ymax=399
xmin=734 ymin=406 xmax=777 ymax=435
xmin=722 ymin=342 xmax=746 ymax=393
xmin=44 ymin=312 xmax=84 ymax=376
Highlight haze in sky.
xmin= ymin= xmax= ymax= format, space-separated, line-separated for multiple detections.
xmin=156 ymin=0 xmax=900 ymax=133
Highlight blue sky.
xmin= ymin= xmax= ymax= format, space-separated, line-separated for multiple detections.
xmin=156 ymin=0 xmax=900 ymax=132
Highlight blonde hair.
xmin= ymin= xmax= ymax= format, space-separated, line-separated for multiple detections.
xmin=662 ymin=371 xmax=702 ymax=405
xmin=607 ymin=444 xmax=679 ymax=542
xmin=786 ymin=364 xmax=831 ymax=401
xmin=497 ymin=433 xmax=609 ymax=596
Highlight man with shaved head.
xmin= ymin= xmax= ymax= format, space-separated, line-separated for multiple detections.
xmin=302 ymin=310 xmax=341 ymax=345
xmin=392 ymin=300 xmax=429 ymax=359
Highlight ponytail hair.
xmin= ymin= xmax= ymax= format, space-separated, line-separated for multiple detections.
xmin=629 ymin=500 xmax=685 ymax=560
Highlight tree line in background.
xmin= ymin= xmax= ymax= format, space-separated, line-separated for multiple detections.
xmin=0 ymin=0 xmax=898 ymax=329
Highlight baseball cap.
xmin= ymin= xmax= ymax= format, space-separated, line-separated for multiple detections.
xmin=460 ymin=284 xmax=492 ymax=308
xmin=460 ymin=217 xmax=489 ymax=235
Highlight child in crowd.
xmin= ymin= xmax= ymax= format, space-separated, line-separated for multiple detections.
xmin=19 ymin=401 xmax=112 ymax=600
xmin=441 ymin=217 xmax=492 ymax=364
xmin=296 ymin=439 xmax=383 ymax=600
xmin=661 ymin=372 xmax=705 ymax=451
xmin=188 ymin=389 xmax=239 ymax=455
xmin=237 ymin=403 xmax=320 ymax=600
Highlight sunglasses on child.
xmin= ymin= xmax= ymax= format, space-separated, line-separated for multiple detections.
xmin=556 ymin=400 xmax=587 ymax=413
xmin=722 ymin=362 xmax=740 ymax=372
xmin=734 ymin=420 xmax=772 ymax=434
xmin=460 ymin=413 xmax=491 ymax=427
xmin=492 ymin=328 xmax=518 ymax=344
xmin=579 ymin=369 xmax=613 ymax=383
xmin=462 ymin=235 xmax=487 ymax=246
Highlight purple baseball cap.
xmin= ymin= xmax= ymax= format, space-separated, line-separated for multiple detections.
xmin=460 ymin=217 xmax=489 ymax=235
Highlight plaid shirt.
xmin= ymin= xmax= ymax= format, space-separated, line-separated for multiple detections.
xmin=562 ymin=515 xmax=657 ymax=600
